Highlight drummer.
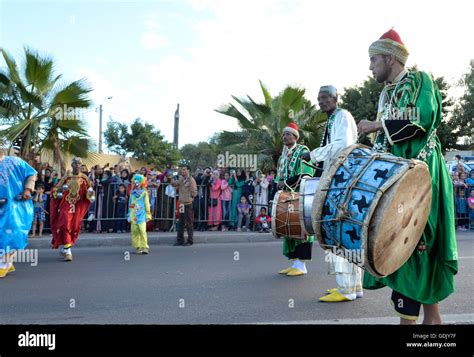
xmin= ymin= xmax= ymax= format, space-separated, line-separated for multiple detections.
xmin=301 ymin=85 xmax=363 ymax=303
xmin=357 ymin=28 xmax=458 ymax=324
xmin=275 ymin=122 xmax=315 ymax=276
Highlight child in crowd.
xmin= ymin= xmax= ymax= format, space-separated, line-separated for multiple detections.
xmin=114 ymin=184 xmax=128 ymax=233
xmin=468 ymin=190 xmax=474 ymax=230
xmin=30 ymin=184 xmax=48 ymax=238
xmin=455 ymin=173 xmax=469 ymax=230
xmin=237 ymin=195 xmax=251 ymax=232
xmin=255 ymin=207 xmax=271 ymax=233
xmin=220 ymin=172 xmax=232 ymax=232
xmin=147 ymin=171 xmax=160 ymax=216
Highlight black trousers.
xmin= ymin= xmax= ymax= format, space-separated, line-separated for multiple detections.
xmin=287 ymin=242 xmax=313 ymax=260
xmin=177 ymin=204 xmax=194 ymax=243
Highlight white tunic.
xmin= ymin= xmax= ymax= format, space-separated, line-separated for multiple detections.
xmin=309 ymin=108 xmax=358 ymax=170
xmin=309 ymin=107 xmax=361 ymax=294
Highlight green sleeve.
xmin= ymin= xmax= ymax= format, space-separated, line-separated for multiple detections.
xmin=298 ymin=147 xmax=315 ymax=177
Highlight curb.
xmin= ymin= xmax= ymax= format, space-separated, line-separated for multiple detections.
xmin=26 ymin=232 xmax=277 ymax=249
xmin=26 ymin=230 xmax=471 ymax=249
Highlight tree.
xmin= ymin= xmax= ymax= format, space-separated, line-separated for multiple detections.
xmin=215 ymin=80 xmax=327 ymax=171
xmin=434 ymin=76 xmax=458 ymax=153
xmin=340 ymin=77 xmax=384 ymax=122
xmin=443 ymin=60 xmax=474 ymax=151
xmin=104 ymin=118 xmax=181 ymax=168
xmin=0 ymin=48 xmax=93 ymax=174
xmin=180 ymin=141 xmax=221 ymax=171
xmin=339 ymin=65 xmax=474 ymax=152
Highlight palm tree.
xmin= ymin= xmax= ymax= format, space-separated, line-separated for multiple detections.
xmin=0 ymin=47 xmax=93 ymax=174
xmin=215 ymin=80 xmax=327 ymax=171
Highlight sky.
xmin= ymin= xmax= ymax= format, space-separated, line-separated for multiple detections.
xmin=1 ymin=0 xmax=473 ymax=150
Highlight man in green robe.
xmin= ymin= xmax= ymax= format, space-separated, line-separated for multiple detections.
xmin=275 ymin=122 xmax=315 ymax=276
xmin=357 ymin=28 xmax=458 ymax=324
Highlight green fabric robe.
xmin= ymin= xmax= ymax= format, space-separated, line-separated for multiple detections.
xmin=363 ymin=70 xmax=458 ymax=304
xmin=275 ymin=143 xmax=315 ymax=258
xmin=228 ymin=177 xmax=244 ymax=227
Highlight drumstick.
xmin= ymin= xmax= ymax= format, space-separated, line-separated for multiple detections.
xmin=302 ymin=159 xmax=324 ymax=172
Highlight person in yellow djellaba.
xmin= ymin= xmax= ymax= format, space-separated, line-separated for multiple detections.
xmin=128 ymin=174 xmax=152 ymax=254
xmin=358 ymin=28 xmax=458 ymax=324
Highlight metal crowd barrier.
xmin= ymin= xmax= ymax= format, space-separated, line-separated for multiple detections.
xmin=38 ymin=181 xmax=474 ymax=233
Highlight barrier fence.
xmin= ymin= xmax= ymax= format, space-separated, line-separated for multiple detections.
xmin=38 ymin=182 xmax=474 ymax=233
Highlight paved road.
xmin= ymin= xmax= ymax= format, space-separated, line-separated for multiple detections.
xmin=1 ymin=235 xmax=473 ymax=324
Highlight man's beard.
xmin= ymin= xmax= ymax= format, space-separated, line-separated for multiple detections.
xmin=376 ymin=65 xmax=391 ymax=83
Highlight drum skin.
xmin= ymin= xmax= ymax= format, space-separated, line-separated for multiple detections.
xmin=311 ymin=144 xmax=432 ymax=278
xmin=271 ymin=190 xmax=305 ymax=240
xmin=298 ymin=178 xmax=320 ymax=235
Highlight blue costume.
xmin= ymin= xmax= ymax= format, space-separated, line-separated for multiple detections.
xmin=0 ymin=156 xmax=37 ymax=253
xmin=127 ymin=174 xmax=151 ymax=253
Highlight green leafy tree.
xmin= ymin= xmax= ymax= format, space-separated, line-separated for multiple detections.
xmin=180 ymin=141 xmax=221 ymax=172
xmin=215 ymin=80 xmax=327 ymax=171
xmin=340 ymin=76 xmax=384 ymax=122
xmin=339 ymin=65 xmax=473 ymax=152
xmin=434 ymin=76 xmax=458 ymax=153
xmin=442 ymin=60 xmax=474 ymax=151
xmin=104 ymin=118 xmax=181 ymax=167
xmin=0 ymin=48 xmax=93 ymax=174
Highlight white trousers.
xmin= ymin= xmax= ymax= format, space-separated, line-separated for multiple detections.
xmin=330 ymin=253 xmax=362 ymax=294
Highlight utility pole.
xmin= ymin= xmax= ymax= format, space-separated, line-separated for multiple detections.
xmin=98 ymin=104 xmax=103 ymax=153
xmin=173 ymin=103 xmax=180 ymax=149
xmin=98 ymin=96 xmax=112 ymax=154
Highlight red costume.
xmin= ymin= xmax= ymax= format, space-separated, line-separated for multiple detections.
xmin=50 ymin=173 xmax=94 ymax=249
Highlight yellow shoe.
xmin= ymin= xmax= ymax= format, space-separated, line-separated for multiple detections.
xmin=326 ymin=288 xmax=364 ymax=298
xmin=278 ymin=267 xmax=292 ymax=275
xmin=8 ymin=264 xmax=15 ymax=273
xmin=286 ymin=268 xmax=306 ymax=276
xmin=319 ymin=291 xmax=354 ymax=302
xmin=0 ymin=267 xmax=8 ymax=278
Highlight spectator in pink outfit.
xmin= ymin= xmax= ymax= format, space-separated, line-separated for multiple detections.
xmin=220 ymin=172 xmax=232 ymax=231
xmin=208 ymin=170 xmax=222 ymax=231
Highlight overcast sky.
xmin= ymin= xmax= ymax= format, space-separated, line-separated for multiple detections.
xmin=1 ymin=0 xmax=473 ymax=149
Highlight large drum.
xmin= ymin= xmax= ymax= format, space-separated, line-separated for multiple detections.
xmin=298 ymin=177 xmax=320 ymax=235
xmin=312 ymin=144 xmax=432 ymax=278
xmin=271 ymin=190 xmax=305 ymax=240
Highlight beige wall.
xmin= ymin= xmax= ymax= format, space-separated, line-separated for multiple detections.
xmin=2 ymin=148 xmax=156 ymax=173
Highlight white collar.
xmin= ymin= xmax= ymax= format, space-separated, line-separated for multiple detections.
xmin=388 ymin=69 xmax=409 ymax=85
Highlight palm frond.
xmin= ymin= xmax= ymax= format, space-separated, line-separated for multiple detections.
xmin=215 ymin=103 xmax=257 ymax=130
xmin=218 ymin=130 xmax=248 ymax=147
xmin=0 ymin=118 xmax=36 ymax=142
xmin=1 ymin=49 xmax=21 ymax=83
xmin=50 ymin=78 xmax=93 ymax=108
xmin=259 ymin=80 xmax=272 ymax=107
xmin=23 ymin=47 xmax=55 ymax=93
xmin=60 ymin=136 xmax=91 ymax=157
